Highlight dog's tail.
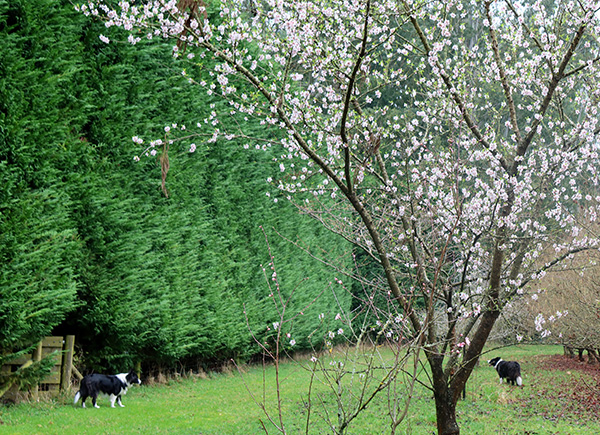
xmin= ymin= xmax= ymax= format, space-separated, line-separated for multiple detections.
xmin=74 ymin=391 xmax=81 ymax=405
xmin=516 ymin=376 xmax=523 ymax=387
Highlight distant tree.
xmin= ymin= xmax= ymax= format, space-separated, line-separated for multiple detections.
xmin=78 ymin=0 xmax=600 ymax=433
xmin=526 ymin=248 xmax=600 ymax=363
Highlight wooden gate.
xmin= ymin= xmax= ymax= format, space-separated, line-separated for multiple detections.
xmin=1 ymin=335 xmax=75 ymax=401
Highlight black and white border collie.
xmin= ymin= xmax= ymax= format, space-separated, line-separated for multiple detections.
xmin=74 ymin=369 xmax=141 ymax=408
xmin=488 ymin=357 xmax=522 ymax=386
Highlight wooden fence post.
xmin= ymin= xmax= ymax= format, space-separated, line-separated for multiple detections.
xmin=31 ymin=340 xmax=43 ymax=401
xmin=61 ymin=335 xmax=75 ymax=392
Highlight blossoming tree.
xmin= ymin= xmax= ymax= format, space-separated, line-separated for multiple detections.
xmin=78 ymin=0 xmax=600 ymax=433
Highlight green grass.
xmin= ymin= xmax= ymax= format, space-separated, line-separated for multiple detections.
xmin=0 ymin=345 xmax=598 ymax=434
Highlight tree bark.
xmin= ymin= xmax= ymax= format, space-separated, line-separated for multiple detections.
xmin=434 ymin=395 xmax=459 ymax=435
xmin=429 ymin=355 xmax=460 ymax=435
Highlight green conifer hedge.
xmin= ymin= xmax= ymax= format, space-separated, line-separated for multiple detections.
xmin=0 ymin=0 xmax=351 ymax=382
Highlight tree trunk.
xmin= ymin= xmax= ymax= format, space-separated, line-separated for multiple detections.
xmin=429 ymin=355 xmax=460 ymax=435
xmin=434 ymin=391 xmax=460 ymax=435
xmin=428 ymin=297 xmax=502 ymax=434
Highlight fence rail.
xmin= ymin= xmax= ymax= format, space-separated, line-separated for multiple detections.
xmin=1 ymin=335 xmax=75 ymax=401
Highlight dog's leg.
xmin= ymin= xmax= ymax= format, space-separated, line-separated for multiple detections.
xmin=117 ymin=395 xmax=125 ymax=407
xmin=92 ymin=394 xmax=100 ymax=408
xmin=499 ymin=377 xmax=503 ymax=384
xmin=109 ymin=394 xmax=117 ymax=408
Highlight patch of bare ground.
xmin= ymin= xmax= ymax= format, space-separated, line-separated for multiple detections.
xmin=521 ymin=354 xmax=600 ymax=423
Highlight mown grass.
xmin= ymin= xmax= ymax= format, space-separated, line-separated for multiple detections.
xmin=0 ymin=345 xmax=598 ymax=434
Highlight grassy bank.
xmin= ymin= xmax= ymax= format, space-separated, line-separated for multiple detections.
xmin=0 ymin=345 xmax=598 ymax=434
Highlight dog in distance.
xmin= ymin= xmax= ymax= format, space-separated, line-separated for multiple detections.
xmin=488 ymin=357 xmax=522 ymax=386
xmin=74 ymin=369 xmax=141 ymax=408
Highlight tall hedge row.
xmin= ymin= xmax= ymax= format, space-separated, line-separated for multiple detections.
xmin=0 ymin=0 xmax=350 ymax=377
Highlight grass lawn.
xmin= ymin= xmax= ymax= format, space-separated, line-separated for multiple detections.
xmin=0 ymin=345 xmax=598 ymax=434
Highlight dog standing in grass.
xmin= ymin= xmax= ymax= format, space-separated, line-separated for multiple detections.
xmin=74 ymin=369 xmax=141 ymax=408
xmin=488 ymin=357 xmax=523 ymax=386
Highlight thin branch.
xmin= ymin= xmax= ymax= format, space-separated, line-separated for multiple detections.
xmin=511 ymin=246 xmax=592 ymax=296
xmin=503 ymin=0 xmax=555 ymax=76
xmin=485 ymin=1 xmax=522 ymax=144
xmin=564 ymin=55 xmax=600 ymax=78
xmin=340 ymin=0 xmax=372 ymax=194
xmin=404 ymin=1 xmax=509 ymax=172
xmin=516 ymin=21 xmax=588 ymax=172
